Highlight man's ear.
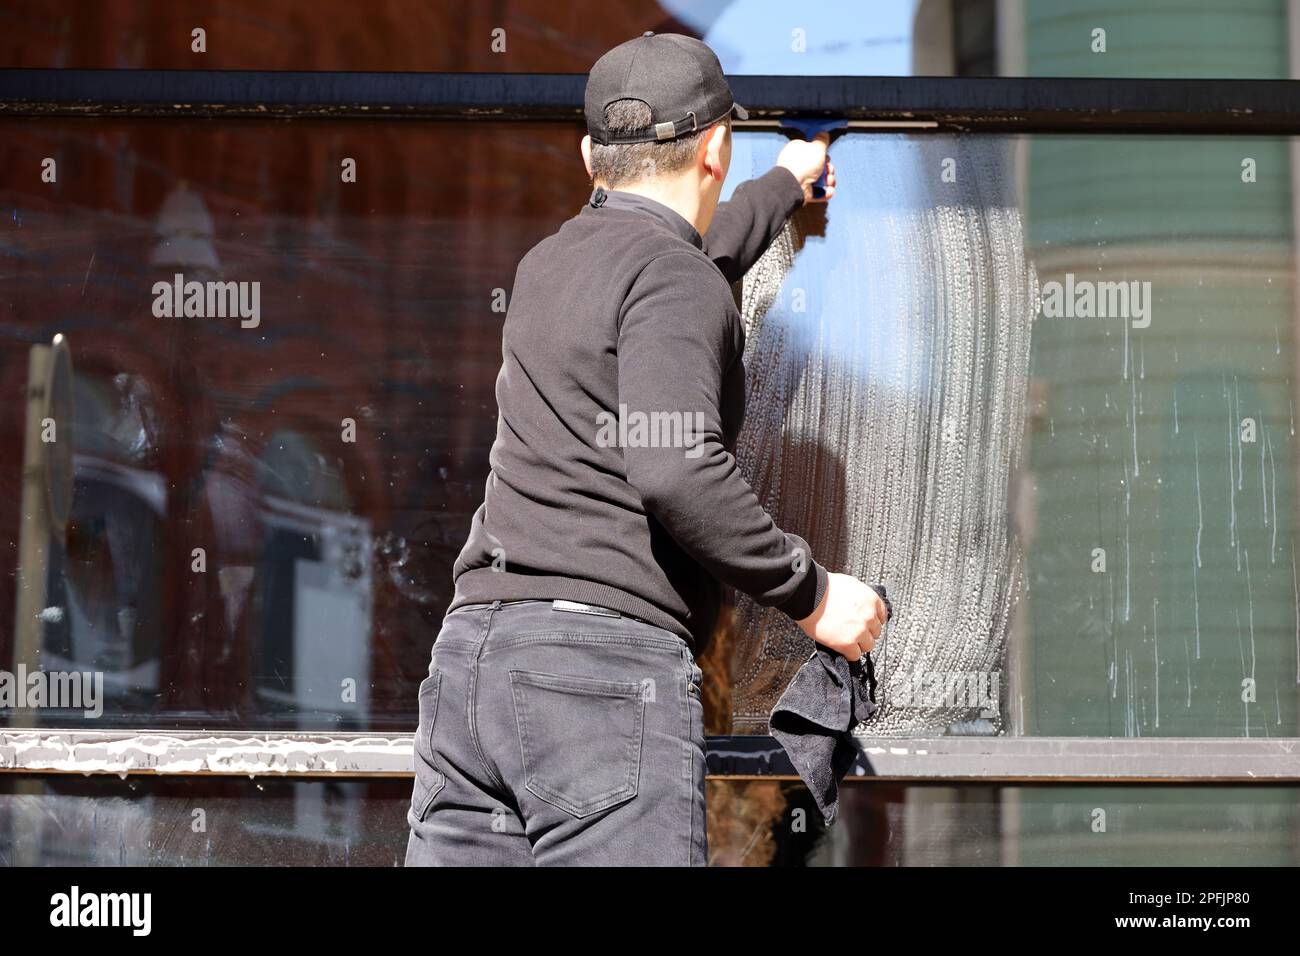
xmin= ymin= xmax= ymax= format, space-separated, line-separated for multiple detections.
xmin=580 ymin=134 xmax=594 ymax=179
xmin=702 ymin=124 xmax=728 ymax=182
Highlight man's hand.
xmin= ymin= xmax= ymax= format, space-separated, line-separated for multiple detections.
xmin=775 ymin=132 xmax=836 ymax=203
xmin=795 ymin=572 xmax=887 ymax=661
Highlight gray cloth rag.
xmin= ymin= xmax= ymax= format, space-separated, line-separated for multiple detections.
xmin=769 ymin=585 xmax=891 ymax=826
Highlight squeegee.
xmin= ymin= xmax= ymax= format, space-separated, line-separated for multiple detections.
xmin=733 ymin=116 xmax=939 ymax=198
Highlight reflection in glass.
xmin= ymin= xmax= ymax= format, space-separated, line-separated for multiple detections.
xmin=0 ymin=120 xmax=589 ymax=730
xmin=727 ymin=132 xmax=1300 ymax=738
xmin=2 ymin=775 xmax=1296 ymax=866
xmin=2 ymin=0 xmax=1294 ymax=78
xmin=4 ymin=118 xmax=1300 ymax=739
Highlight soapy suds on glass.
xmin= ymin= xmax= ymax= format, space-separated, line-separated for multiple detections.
xmin=730 ymin=135 xmax=1036 ymax=735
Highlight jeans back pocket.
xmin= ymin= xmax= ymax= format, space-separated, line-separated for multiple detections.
xmin=410 ymin=669 xmax=447 ymax=822
xmin=508 ymin=668 xmax=645 ymax=819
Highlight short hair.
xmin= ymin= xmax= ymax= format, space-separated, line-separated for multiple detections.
xmin=589 ymin=99 xmax=728 ymax=189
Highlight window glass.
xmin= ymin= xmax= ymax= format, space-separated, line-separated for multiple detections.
xmin=725 ymin=131 xmax=1298 ymax=737
xmin=2 ymin=775 xmax=1296 ymax=865
xmin=2 ymin=0 xmax=1295 ymax=79
xmin=4 ymin=119 xmax=1298 ymax=740
xmin=0 ymin=120 xmax=588 ymax=730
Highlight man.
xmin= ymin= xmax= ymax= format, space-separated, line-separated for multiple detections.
xmin=406 ymin=32 xmax=887 ymax=867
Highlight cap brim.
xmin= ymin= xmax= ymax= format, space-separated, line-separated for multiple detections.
xmin=731 ymin=102 xmax=749 ymax=121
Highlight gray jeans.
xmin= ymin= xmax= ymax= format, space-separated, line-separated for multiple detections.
xmin=404 ymin=599 xmax=707 ymax=866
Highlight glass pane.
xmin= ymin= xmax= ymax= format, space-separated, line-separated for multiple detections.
xmin=2 ymin=775 xmax=1296 ymax=865
xmin=0 ymin=119 xmax=588 ymax=730
xmin=828 ymin=783 xmax=1300 ymax=865
xmin=4 ymin=117 xmax=1300 ymax=741
xmin=721 ymin=131 xmax=1299 ymax=737
xmin=2 ymin=0 xmax=1297 ymax=79
xmin=703 ymin=0 xmax=1293 ymax=78
xmin=0 ymin=775 xmax=412 ymax=866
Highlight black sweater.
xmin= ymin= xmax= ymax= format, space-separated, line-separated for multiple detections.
xmin=449 ymin=166 xmax=829 ymax=650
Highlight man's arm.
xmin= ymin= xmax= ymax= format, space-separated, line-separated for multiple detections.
xmin=703 ymin=167 xmax=805 ymax=283
xmin=703 ymin=136 xmax=836 ymax=282
xmin=617 ymin=251 xmax=827 ymax=620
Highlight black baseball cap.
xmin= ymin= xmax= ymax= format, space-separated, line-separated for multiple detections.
xmin=585 ymin=32 xmax=748 ymax=145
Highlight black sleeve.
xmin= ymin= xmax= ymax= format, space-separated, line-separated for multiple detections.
xmin=702 ymin=166 xmax=806 ymax=283
xmin=616 ymin=250 xmax=828 ymax=620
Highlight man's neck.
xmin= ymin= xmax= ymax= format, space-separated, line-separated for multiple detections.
xmin=604 ymin=178 xmax=707 ymax=235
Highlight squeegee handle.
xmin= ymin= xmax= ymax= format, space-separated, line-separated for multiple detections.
xmin=812 ymin=162 xmax=829 ymax=200
xmin=779 ymin=119 xmax=845 ymax=199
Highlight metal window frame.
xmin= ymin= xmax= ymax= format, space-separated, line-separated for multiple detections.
xmin=1 ymin=69 xmax=1300 ymax=132
xmin=4 ymin=730 xmax=1300 ymax=782
xmin=4 ymin=68 xmax=1300 ymax=779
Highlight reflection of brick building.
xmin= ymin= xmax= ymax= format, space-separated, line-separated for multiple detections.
xmin=0 ymin=1 xmax=701 ymax=729
xmin=0 ymin=1 xmax=693 ymax=71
